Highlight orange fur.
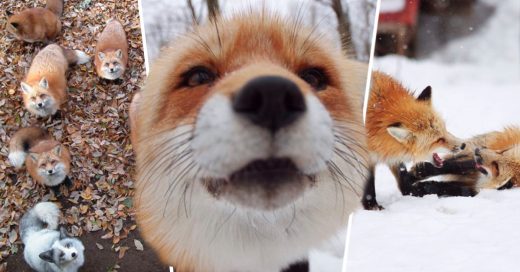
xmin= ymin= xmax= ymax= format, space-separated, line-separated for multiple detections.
xmin=132 ymin=13 xmax=367 ymax=270
xmin=94 ymin=19 xmax=128 ymax=80
xmin=6 ymin=0 xmax=62 ymax=43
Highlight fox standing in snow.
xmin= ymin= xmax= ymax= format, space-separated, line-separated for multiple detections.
xmin=20 ymin=44 xmax=90 ymax=117
xmin=20 ymin=202 xmax=85 ymax=272
xmin=9 ymin=127 xmax=72 ymax=190
xmin=364 ymin=71 xmax=463 ymax=209
xmin=94 ymin=18 xmax=128 ymax=80
xmin=6 ymin=0 xmax=63 ymax=43
xmin=130 ymin=11 xmax=368 ymax=272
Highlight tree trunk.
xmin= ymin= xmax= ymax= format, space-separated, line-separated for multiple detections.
xmin=331 ymin=0 xmax=356 ymax=57
xmin=206 ymin=0 xmax=220 ymax=22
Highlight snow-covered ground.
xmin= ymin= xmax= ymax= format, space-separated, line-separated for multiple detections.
xmin=346 ymin=1 xmax=520 ymax=271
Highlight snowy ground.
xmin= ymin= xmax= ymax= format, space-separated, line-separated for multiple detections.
xmin=346 ymin=1 xmax=520 ymax=271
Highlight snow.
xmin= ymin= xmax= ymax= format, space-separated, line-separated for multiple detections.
xmin=380 ymin=0 xmax=405 ymax=13
xmin=346 ymin=1 xmax=520 ymax=271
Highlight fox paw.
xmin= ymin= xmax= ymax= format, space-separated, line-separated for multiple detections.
xmin=362 ymin=197 xmax=384 ymax=210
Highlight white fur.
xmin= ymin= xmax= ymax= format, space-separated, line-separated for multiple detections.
xmin=138 ymin=93 xmax=366 ymax=271
xmin=37 ymin=163 xmax=67 ymax=187
xmin=31 ymin=202 xmax=60 ymax=231
xmin=8 ymin=151 xmax=26 ymax=168
xmin=74 ymin=50 xmax=90 ymax=65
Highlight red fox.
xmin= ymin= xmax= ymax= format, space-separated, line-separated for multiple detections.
xmin=396 ymin=127 xmax=520 ymax=198
xmin=6 ymin=0 xmax=63 ymax=43
xmin=130 ymin=12 xmax=368 ymax=271
xmin=364 ymin=71 xmax=463 ymax=209
xmin=8 ymin=127 xmax=71 ymax=189
xmin=21 ymin=44 xmax=90 ymax=117
xmin=94 ymin=19 xmax=128 ymax=80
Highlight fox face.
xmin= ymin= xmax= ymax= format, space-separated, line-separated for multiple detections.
xmin=21 ymin=78 xmax=58 ymax=117
xmin=475 ymin=147 xmax=520 ymax=189
xmin=98 ymin=50 xmax=125 ymax=80
xmin=134 ymin=13 xmax=368 ymax=270
xmin=29 ymin=145 xmax=67 ymax=186
xmin=384 ymin=87 xmax=461 ymax=162
xmin=39 ymin=227 xmax=84 ymax=268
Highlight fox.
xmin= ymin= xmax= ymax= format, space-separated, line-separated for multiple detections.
xmin=130 ymin=11 xmax=369 ymax=272
xmin=20 ymin=44 xmax=90 ymax=117
xmin=399 ymin=126 xmax=520 ymax=195
xmin=6 ymin=0 xmax=63 ymax=43
xmin=94 ymin=18 xmax=128 ymax=80
xmin=363 ymin=71 xmax=463 ymax=209
xmin=8 ymin=127 xmax=72 ymax=189
xmin=20 ymin=202 xmax=85 ymax=272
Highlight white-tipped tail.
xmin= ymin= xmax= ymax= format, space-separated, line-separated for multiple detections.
xmin=32 ymin=202 xmax=60 ymax=230
xmin=8 ymin=151 xmax=26 ymax=168
xmin=74 ymin=50 xmax=91 ymax=65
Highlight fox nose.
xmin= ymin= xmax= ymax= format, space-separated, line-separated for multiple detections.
xmin=233 ymin=76 xmax=306 ymax=132
xmin=110 ymin=68 xmax=115 ymax=73
xmin=37 ymin=103 xmax=43 ymax=108
xmin=72 ymin=252 xmax=77 ymax=258
xmin=47 ymin=169 xmax=54 ymax=174
xmin=460 ymin=143 xmax=466 ymax=150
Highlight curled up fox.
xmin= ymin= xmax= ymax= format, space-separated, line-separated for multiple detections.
xmin=130 ymin=12 xmax=369 ymax=272
xmin=6 ymin=0 xmax=63 ymax=43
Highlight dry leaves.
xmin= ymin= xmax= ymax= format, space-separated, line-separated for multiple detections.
xmin=0 ymin=0 xmax=144 ymax=265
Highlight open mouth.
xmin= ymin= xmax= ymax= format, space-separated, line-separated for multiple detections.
xmin=230 ymin=158 xmax=301 ymax=183
xmin=433 ymin=153 xmax=444 ymax=168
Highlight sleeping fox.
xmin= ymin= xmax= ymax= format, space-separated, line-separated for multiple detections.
xmin=94 ymin=18 xmax=128 ymax=80
xmin=364 ymin=72 xmax=463 ymax=209
xmin=8 ymin=127 xmax=72 ymax=189
xmin=21 ymin=44 xmax=90 ymax=117
xmin=130 ymin=12 xmax=369 ymax=272
xmin=6 ymin=0 xmax=63 ymax=43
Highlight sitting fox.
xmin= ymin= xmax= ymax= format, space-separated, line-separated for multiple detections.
xmin=21 ymin=44 xmax=90 ymax=117
xmin=94 ymin=18 xmax=128 ymax=80
xmin=8 ymin=127 xmax=72 ymax=190
xmin=6 ymin=0 xmax=63 ymax=43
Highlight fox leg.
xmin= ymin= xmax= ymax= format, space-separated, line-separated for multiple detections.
xmin=362 ymin=164 xmax=383 ymax=210
xmin=281 ymin=259 xmax=309 ymax=272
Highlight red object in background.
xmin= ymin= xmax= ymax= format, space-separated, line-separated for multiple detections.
xmin=379 ymin=0 xmax=420 ymax=27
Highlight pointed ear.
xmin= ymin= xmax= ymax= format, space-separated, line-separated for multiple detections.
xmin=39 ymin=77 xmax=48 ymax=89
xmin=417 ymin=86 xmax=432 ymax=103
xmin=115 ymin=49 xmax=122 ymax=59
xmin=6 ymin=10 xmax=13 ymax=16
xmin=39 ymin=249 xmax=55 ymax=263
xmin=98 ymin=52 xmax=105 ymax=60
xmin=21 ymin=82 xmax=32 ymax=94
xmin=53 ymin=145 xmax=62 ymax=156
xmin=387 ymin=124 xmax=413 ymax=143
xmin=59 ymin=226 xmax=69 ymax=239
xmin=10 ymin=22 xmax=19 ymax=29
xmin=29 ymin=153 xmax=39 ymax=162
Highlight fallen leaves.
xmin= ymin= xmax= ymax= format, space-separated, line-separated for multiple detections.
xmin=0 ymin=0 xmax=144 ymax=266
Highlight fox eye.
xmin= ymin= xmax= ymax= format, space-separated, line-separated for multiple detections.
xmin=112 ymin=62 xmax=118 ymax=66
xmin=299 ymin=67 xmax=328 ymax=91
xmin=181 ymin=66 xmax=216 ymax=87
xmin=50 ymin=160 xmax=57 ymax=164
xmin=31 ymin=96 xmax=36 ymax=101
xmin=60 ymin=252 xmax=65 ymax=257
xmin=40 ymin=94 xmax=47 ymax=99
xmin=436 ymin=138 xmax=446 ymax=144
xmin=105 ymin=63 xmax=110 ymax=67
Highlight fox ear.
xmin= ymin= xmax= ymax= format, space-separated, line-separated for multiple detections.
xmin=53 ymin=145 xmax=62 ymax=156
xmin=98 ymin=52 xmax=105 ymax=60
xmin=6 ymin=10 xmax=14 ymax=17
xmin=10 ymin=22 xmax=19 ymax=29
xmin=20 ymin=82 xmax=32 ymax=94
xmin=417 ymin=86 xmax=432 ymax=103
xmin=59 ymin=226 xmax=69 ymax=239
xmin=387 ymin=124 xmax=413 ymax=143
xmin=29 ymin=153 xmax=39 ymax=162
xmin=115 ymin=49 xmax=122 ymax=59
xmin=39 ymin=78 xmax=48 ymax=89
xmin=39 ymin=249 xmax=55 ymax=263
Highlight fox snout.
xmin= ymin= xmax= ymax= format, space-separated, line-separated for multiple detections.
xmin=233 ymin=76 xmax=306 ymax=132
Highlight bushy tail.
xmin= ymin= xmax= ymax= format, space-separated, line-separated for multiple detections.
xmin=8 ymin=127 xmax=49 ymax=168
xmin=20 ymin=202 xmax=60 ymax=244
xmin=62 ymin=47 xmax=91 ymax=66
xmin=46 ymin=0 xmax=64 ymax=16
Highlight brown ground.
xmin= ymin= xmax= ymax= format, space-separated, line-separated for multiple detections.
xmin=0 ymin=0 xmax=167 ymax=271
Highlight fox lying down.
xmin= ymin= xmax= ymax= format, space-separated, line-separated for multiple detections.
xmin=130 ymin=12 xmax=369 ymax=272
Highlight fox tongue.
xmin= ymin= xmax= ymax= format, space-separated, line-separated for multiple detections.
xmin=433 ymin=153 xmax=443 ymax=168
xmin=475 ymin=163 xmax=488 ymax=175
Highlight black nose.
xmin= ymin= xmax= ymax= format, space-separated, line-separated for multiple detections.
xmin=110 ymin=68 xmax=115 ymax=72
xmin=233 ymin=76 xmax=306 ymax=132
xmin=38 ymin=103 xmax=43 ymax=108
xmin=460 ymin=143 xmax=466 ymax=150
xmin=72 ymin=252 xmax=76 ymax=258
xmin=48 ymin=170 xmax=53 ymax=174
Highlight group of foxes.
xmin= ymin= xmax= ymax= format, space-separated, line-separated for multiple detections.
xmin=5 ymin=0 xmax=128 ymax=271
xmin=365 ymin=71 xmax=520 ymax=209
